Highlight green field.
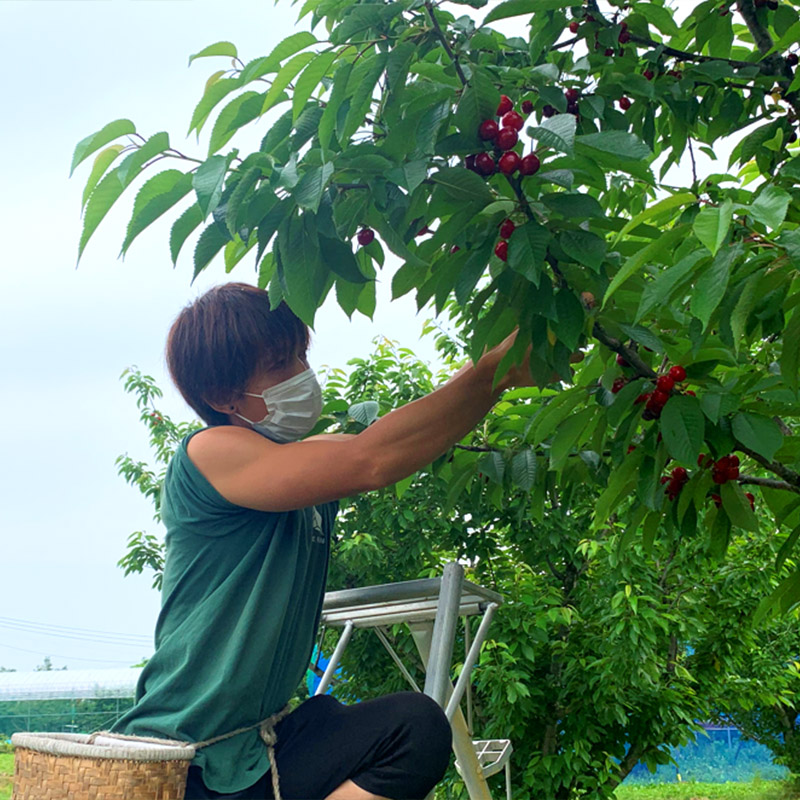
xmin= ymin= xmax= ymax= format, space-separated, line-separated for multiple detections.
xmin=0 ymin=753 xmax=794 ymax=800
xmin=0 ymin=753 xmax=12 ymax=800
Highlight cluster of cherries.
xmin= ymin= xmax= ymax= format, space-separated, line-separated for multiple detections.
xmin=465 ymin=95 xmax=542 ymax=178
xmin=492 ymin=218 xmax=516 ymax=262
xmin=569 ymin=15 xmax=631 ymax=57
xmin=661 ymin=466 xmax=688 ymax=501
xmin=613 ymin=362 xmax=690 ymax=421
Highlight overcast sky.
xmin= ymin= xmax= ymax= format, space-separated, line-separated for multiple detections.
xmin=0 ymin=0 xmax=441 ymax=672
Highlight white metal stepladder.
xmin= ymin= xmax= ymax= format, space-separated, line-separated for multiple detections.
xmin=313 ymin=563 xmax=513 ymax=800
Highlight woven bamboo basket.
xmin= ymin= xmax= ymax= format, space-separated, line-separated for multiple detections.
xmin=11 ymin=731 xmax=195 ymax=800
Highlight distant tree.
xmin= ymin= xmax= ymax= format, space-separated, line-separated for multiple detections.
xmin=0 ymin=668 xmax=16 ymax=673
xmin=34 ymin=657 xmax=66 ymax=672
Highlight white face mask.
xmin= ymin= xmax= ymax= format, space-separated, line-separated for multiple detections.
xmin=235 ymin=368 xmax=323 ymax=443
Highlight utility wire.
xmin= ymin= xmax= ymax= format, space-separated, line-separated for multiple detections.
xmin=0 ymin=642 xmax=147 ymax=666
xmin=0 ymin=616 xmax=151 ymax=645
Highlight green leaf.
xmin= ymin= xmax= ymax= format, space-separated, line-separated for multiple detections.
xmin=527 ymin=114 xmax=576 ymax=155
xmin=264 ymin=31 xmax=317 ymax=68
xmin=576 ymin=131 xmax=652 ymax=161
xmin=542 ymin=193 xmax=604 ymax=219
xmin=604 ymin=225 xmax=686 ymax=306
xmin=660 ymin=395 xmax=705 ymax=466
xmin=116 ymin=132 xmax=171 ymax=189
xmin=484 ymin=0 xmax=566 ymax=23
xmin=692 ymin=198 xmax=732 ymax=255
xmin=187 ymin=78 xmax=242 ymax=137
xmin=293 ymin=162 xmax=335 ymax=213
xmin=340 ymin=52 xmax=388 ymax=144
xmin=617 ymin=324 xmax=665 ymax=354
xmin=208 ymin=91 xmax=264 ymax=156
xmin=71 ymin=119 xmax=136 ymax=177
xmin=193 ymin=155 xmax=230 ymax=220
xmin=508 ymin=221 xmax=551 ymax=284
xmin=121 ymin=170 xmax=194 ymax=256
xmin=635 ymin=250 xmax=705 ymax=323
xmin=552 ymin=290 xmax=584 ymax=352
xmin=319 ymin=235 xmax=369 ymax=283
xmin=749 ymin=185 xmax=791 ymax=230
xmin=511 ymin=449 xmax=537 ymax=491
xmin=349 ymin=400 xmax=379 ymax=426
xmin=454 ymin=241 xmax=493 ymax=304
xmin=193 ymin=221 xmax=229 ymax=281
xmin=81 ymin=145 xmax=125 ymax=211
xmin=478 ymin=451 xmax=506 ymax=484
xmin=731 ymin=412 xmax=783 ymax=462
xmin=690 ymin=242 xmax=741 ymax=330
xmin=261 ymin=51 xmax=317 ymax=116
xmin=592 ymin=447 xmax=644 ymax=529
xmin=781 ymin=308 xmax=800 ymax=396
xmin=318 ymin=60 xmax=353 ymax=155
xmin=615 ymin=192 xmax=696 ymax=242
xmin=550 ymin=407 xmax=596 ymax=472
xmin=188 ymin=41 xmax=237 ymax=66
xmin=776 ymin=523 xmax=800 ymax=571
xmin=454 ymin=68 xmax=499 ymax=140
xmin=77 ymin=167 xmax=125 ymax=263
xmin=431 ymin=167 xmax=494 ymax=207
xmin=170 ymin=204 xmax=205 ymax=266
xmin=754 ymin=571 xmax=800 ymax=623
xmin=293 ymin=50 xmax=338 ymax=122
xmin=635 ymin=2 xmax=680 ymax=35
xmin=708 ymin=507 xmax=732 ymax=559
xmin=560 ymin=229 xmax=606 ymax=271
xmin=720 ymin=481 xmax=759 ymax=532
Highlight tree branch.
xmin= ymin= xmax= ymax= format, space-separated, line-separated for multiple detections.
xmin=738 ymin=475 xmax=800 ymax=495
xmin=425 ymin=1 xmax=467 ymax=86
xmin=737 ymin=446 xmax=800 ymax=490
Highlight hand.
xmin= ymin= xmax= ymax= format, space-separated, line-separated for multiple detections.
xmin=488 ymin=330 xmax=584 ymax=390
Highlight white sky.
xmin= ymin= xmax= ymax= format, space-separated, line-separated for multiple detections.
xmin=0 ymin=0 xmax=735 ymax=672
xmin=0 ymin=0 xmax=440 ymax=671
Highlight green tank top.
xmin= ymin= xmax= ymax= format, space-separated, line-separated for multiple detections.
xmin=113 ymin=428 xmax=338 ymax=793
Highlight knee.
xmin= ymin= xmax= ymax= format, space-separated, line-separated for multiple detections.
xmin=395 ymin=692 xmax=452 ymax=773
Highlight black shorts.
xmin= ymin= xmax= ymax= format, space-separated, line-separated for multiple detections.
xmin=185 ymin=692 xmax=452 ymax=800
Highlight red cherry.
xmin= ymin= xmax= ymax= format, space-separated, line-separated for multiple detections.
xmin=745 ymin=492 xmax=755 ymax=510
xmin=519 ymin=153 xmax=541 ymax=175
xmin=501 ymin=111 xmax=525 ymax=131
xmin=499 ymin=219 xmax=516 ymax=240
xmin=651 ymin=390 xmax=670 ymax=407
xmin=495 ymin=127 xmax=519 ymax=151
xmin=494 ymin=240 xmax=508 ymax=261
xmin=479 ymin=119 xmax=499 ymax=140
xmin=604 ymin=48 xmax=615 ymax=56
xmin=569 ymin=20 xmax=580 ymax=33
xmin=475 ymin=152 xmax=496 ymax=176
xmin=634 ymin=392 xmax=650 ymax=405
xmin=730 ymin=455 xmax=740 ymax=467
xmin=496 ymin=95 xmax=513 ymax=116
xmin=727 ymin=466 xmax=740 ymax=481
xmin=611 ymin=377 xmax=626 ymax=394
xmin=789 ymin=131 xmax=798 ymax=144
xmin=465 ymin=154 xmax=477 ymax=172
xmin=627 ymin=444 xmax=637 ymax=454
xmin=416 ymin=225 xmax=431 ymax=236
xmin=660 ymin=476 xmax=670 ymax=485
xmin=357 ymin=228 xmax=374 ymax=246
xmin=618 ymin=97 xmax=632 ymax=110
xmin=671 ymin=467 xmax=688 ymax=481
xmin=716 ymin=456 xmax=731 ymax=470
xmin=498 ymin=151 xmax=521 ymax=174
xmin=618 ymin=30 xmax=631 ymax=43
xmin=565 ymin=88 xmax=580 ymax=102
xmin=669 ymin=365 xmax=687 ymax=382
xmin=787 ymin=53 xmax=799 ymax=66
xmin=643 ymin=69 xmax=655 ymax=80
xmin=616 ymin=354 xmax=629 ymax=367
xmin=450 ymin=245 xmax=460 ymax=253
xmin=685 ymin=390 xmax=696 ymax=397
xmin=711 ymin=493 xmax=722 ymax=507
xmin=542 ymin=105 xmax=556 ymax=118
xmin=712 ymin=472 xmax=727 ymax=485
xmin=656 ymin=375 xmax=674 ymax=392
xmin=521 ymin=100 xmax=534 ymax=115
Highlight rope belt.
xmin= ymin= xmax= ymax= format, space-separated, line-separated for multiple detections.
xmin=88 ymin=704 xmax=293 ymax=800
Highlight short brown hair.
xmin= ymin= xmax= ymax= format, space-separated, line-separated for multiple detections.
xmin=166 ymin=282 xmax=309 ymax=426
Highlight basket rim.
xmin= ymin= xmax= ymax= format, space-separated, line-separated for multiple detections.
xmin=11 ymin=731 xmax=196 ymax=763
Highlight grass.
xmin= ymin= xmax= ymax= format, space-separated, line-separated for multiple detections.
xmin=0 ymin=752 xmax=795 ymax=800
xmin=0 ymin=753 xmax=12 ymax=800
xmin=616 ymin=781 xmax=799 ymax=800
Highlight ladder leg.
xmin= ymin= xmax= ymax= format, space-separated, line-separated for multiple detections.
xmin=410 ymin=622 xmax=493 ymax=800
xmin=424 ymin=562 xmax=464 ymax=707
xmin=315 ymin=620 xmax=354 ymax=696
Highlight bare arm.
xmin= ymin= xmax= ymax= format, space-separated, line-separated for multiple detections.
xmin=187 ymin=334 xmax=527 ymax=512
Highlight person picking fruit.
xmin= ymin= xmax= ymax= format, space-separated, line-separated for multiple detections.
xmin=111 ymin=282 xmax=572 ymax=800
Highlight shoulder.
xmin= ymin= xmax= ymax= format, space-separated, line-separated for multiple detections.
xmin=186 ymin=425 xmax=276 ymax=482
